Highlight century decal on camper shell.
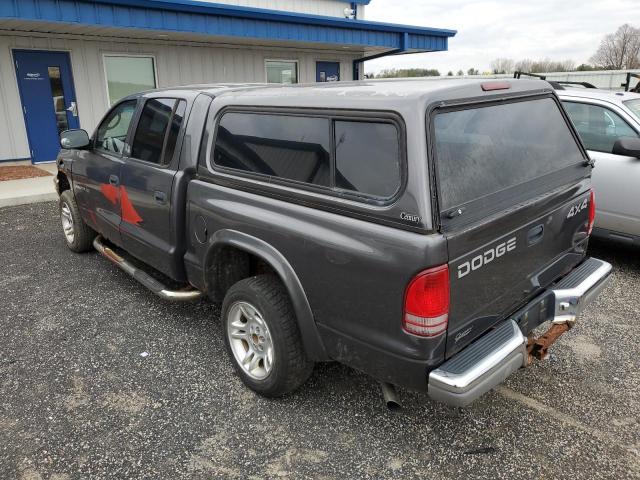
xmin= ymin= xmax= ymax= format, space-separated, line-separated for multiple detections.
xmin=457 ymin=237 xmax=517 ymax=279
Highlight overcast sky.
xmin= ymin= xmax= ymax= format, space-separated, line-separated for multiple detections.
xmin=363 ymin=0 xmax=640 ymax=74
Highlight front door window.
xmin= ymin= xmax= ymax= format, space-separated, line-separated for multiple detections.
xmin=95 ymin=100 xmax=137 ymax=156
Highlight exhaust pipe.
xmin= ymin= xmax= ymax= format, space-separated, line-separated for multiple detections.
xmin=380 ymin=382 xmax=401 ymax=411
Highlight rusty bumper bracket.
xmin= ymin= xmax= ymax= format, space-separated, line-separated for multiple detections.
xmin=526 ymin=321 xmax=573 ymax=364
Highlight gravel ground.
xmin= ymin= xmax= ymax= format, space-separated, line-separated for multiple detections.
xmin=1 ymin=202 xmax=638 ymax=480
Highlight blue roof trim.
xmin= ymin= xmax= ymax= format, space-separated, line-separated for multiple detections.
xmin=0 ymin=0 xmax=455 ymax=51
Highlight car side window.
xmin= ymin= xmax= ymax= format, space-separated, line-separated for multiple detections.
xmin=95 ymin=100 xmax=137 ymax=156
xmin=131 ymin=98 xmax=187 ymax=165
xmin=563 ymin=101 xmax=639 ymax=154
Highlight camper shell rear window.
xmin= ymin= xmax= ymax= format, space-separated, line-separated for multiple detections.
xmin=431 ymin=96 xmax=588 ymax=219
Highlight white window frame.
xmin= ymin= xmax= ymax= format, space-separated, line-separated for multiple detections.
xmin=102 ymin=53 xmax=159 ymax=106
xmin=264 ymin=59 xmax=299 ymax=84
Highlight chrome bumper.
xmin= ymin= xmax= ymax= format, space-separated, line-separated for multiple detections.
xmin=428 ymin=257 xmax=612 ymax=407
xmin=551 ymin=257 xmax=612 ymax=324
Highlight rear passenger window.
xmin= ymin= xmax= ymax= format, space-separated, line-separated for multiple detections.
xmin=335 ymin=121 xmax=400 ymax=197
xmin=213 ymin=111 xmax=403 ymax=201
xmin=214 ymin=113 xmax=331 ymax=186
xmin=131 ymin=98 xmax=186 ymax=164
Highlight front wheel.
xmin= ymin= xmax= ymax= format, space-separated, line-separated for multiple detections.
xmin=59 ymin=190 xmax=95 ymax=253
xmin=221 ymin=275 xmax=314 ymax=397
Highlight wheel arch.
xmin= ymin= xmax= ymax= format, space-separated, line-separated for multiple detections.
xmin=203 ymin=229 xmax=328 ymax=361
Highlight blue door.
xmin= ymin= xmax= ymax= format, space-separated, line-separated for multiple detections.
xmin=13 ymin=50 xmax=79 ymax=163
xmin=316 ymin=62 xmax=340 ymax=82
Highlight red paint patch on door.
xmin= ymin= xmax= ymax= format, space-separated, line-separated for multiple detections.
xmin=119 ymin=186 xmax=143 ymax=225
xmin=99 ymin=182 xmax=143 ymax=225
xmin=100 ymin=183 xmax=119 ymax=205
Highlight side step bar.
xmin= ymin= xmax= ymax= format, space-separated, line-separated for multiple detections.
xmin=93 ymin=236 xmax=203 ymax=302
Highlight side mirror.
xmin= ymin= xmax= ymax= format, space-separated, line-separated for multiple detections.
xmin=612 ymin=137 xmax=640 ymax=159
xmin=60 ymin=129 xmax=90 ymax=149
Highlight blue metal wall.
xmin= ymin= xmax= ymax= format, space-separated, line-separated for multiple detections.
xmin=0 ymin=0 xmax=454 ymax=51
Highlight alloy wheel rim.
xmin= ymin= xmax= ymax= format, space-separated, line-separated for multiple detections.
xmin=61 ymin=202 xmax=75 ymax=244
xmin=226 ymin=301 xmax=274 ymax=380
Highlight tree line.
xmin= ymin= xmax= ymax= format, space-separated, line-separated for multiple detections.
xmin=368 ymin=23 xmax=639 ymax=78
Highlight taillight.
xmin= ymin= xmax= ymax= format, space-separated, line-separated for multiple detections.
xmin=588 ymin=190 xmax=596 ymax=235
xmin=403 ymin=265 xmax=450 ymax=337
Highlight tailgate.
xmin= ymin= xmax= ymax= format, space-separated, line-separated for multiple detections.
xmin=430 ymin=94 xmax=592 ymax=356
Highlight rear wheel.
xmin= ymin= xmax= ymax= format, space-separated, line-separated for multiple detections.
xmin=59 ymin=190 xmax=95 ymax=253
xmin=221 ymin=275 xmax=314 ymax=397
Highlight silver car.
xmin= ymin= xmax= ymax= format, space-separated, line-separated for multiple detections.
xmin=559 ymin=89 xmax=640 ymax=245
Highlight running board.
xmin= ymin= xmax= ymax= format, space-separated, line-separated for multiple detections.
xmin=93 ymin=236 xmax=203 ymax=302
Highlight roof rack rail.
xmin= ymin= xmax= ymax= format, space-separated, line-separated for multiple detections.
xmin=513 ymin=71 xmax=547 ymax=80
xmin=555 ymin=81 xmax=597 ymax=89
xmin=513 ymin=72 xmax=597 ymax=90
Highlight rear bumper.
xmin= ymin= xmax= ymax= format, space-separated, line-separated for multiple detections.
xmin=428 ymin=256 xmax=612 ymax=407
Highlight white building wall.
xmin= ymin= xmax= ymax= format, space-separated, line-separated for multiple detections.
xmin=0 ymin=33 xmax=361 ymax=161
xmin=197 ymin=0 xmax=356 ymax=18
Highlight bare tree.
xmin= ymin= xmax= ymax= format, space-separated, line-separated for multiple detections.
xmin=590 ymin=24 xmax=640 ymax=69
xmin=515 ymin=58 xmax=576 ymax=73
xmin=490 ymin=58 xmax=515 ymax=74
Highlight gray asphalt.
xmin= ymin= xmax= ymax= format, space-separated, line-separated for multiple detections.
xmin=1 ymin=202 xmax=638 ymax=479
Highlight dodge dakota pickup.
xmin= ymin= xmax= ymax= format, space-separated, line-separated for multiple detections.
xmin=55 ymin=79 xmax=611 ymax=407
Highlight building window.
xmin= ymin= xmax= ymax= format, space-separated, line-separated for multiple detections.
xmin=104 ymin=55 xmax=156 ymax=106
xmin=265 ymin=60 xmax=298 ymax=84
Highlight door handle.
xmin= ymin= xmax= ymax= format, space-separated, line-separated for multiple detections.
xmin=108 ymin=174 xmax=119 ymax=186
xmin=527 ymin=224 xmax=544 ymax=246
xmin=66 ymin=101 xmax=78 ymax=117
xmin=154 ymin=191 xmax=167 ymax=204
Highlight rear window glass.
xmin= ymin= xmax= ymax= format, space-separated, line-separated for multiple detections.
xmin=213 ymin=113 xmax=331 ymax=186
xmin=335 ymin=121 xmax=400 ymax=198
xmin=132 ymin=98 xmax=186 ymax=164
xmin=433 ymin=98 xmax=585 ymax=211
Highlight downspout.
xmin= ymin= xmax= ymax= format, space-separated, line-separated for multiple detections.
xmin=353 ymin=32 xmax=409 ymax=80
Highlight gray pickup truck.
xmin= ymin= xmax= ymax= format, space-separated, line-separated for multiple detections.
xmin=55 ymin=79 xmax=611 ymax=407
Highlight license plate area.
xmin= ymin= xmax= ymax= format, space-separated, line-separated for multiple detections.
xmin=512 ymin=291 xmax=555 ymax=335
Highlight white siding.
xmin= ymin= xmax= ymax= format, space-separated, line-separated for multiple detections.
xmin=197 ymin=0 xmax=352 ymax=17
xmin=0 ymin=33 xmax=361 ymax=161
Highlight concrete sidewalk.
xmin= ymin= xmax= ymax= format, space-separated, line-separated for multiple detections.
xmin=0 ymin=162 xmax=57 ymax=208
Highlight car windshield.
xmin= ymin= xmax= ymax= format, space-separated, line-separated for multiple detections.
xmin=623 ymin=98 xmax=640 ymax=121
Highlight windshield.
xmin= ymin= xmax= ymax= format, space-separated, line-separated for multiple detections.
xmin=624 ymin=98 xmax=640 ymax=121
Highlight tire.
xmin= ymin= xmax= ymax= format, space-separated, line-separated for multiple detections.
xmin=221 ymin=274 xmax=314 ymax=397
xmin=59 ymin=190 xmax=95 ymax=253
